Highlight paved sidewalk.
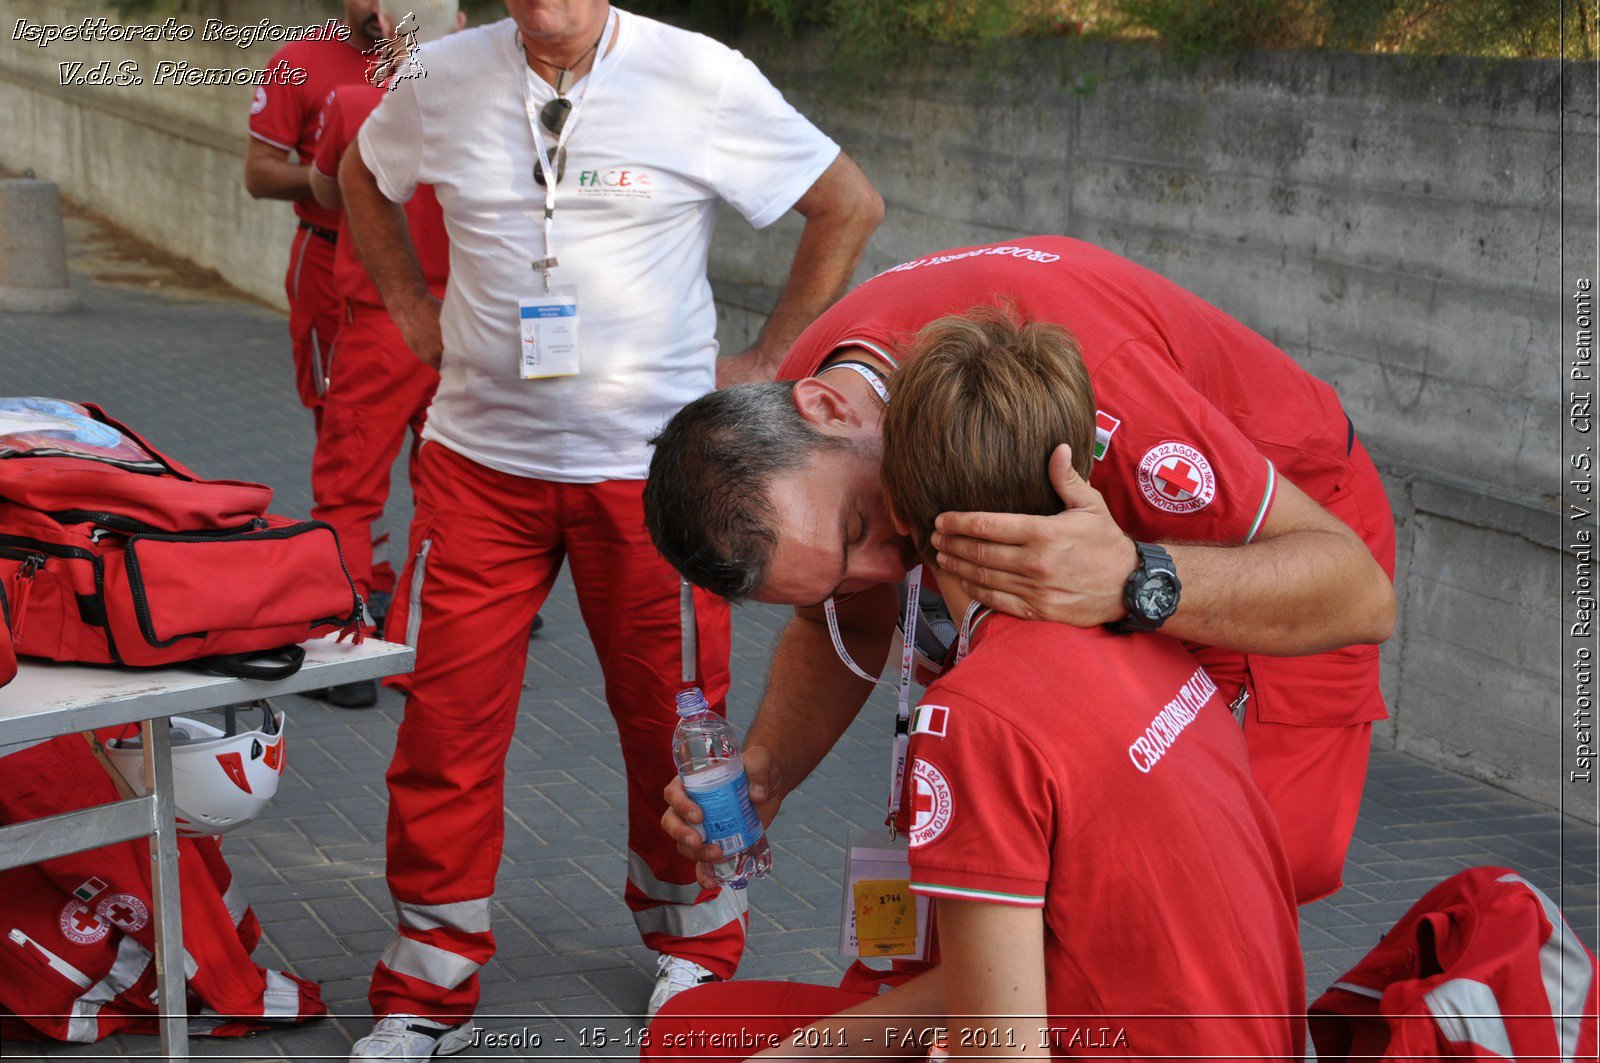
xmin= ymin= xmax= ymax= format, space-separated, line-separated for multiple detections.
xmin=1 ymin=250 xmax=1595 ymax=1060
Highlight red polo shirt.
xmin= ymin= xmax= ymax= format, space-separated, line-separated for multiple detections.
xmin=249 ymin=34 xmax=373 ymax=232
xmin=906 ymin=612 xmax=1305 ymax=1059
xmin=312 ymin=84 xmax=449 ymax=308
xmin=779 ymin=236 xmax=1395 ymax=731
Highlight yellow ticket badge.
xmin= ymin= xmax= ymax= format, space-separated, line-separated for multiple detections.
xmin=852 ymin=878 xmax=916 ymax=956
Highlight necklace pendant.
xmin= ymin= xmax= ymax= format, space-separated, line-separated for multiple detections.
xmin=555 ymin=68 xmax=575 ymax=95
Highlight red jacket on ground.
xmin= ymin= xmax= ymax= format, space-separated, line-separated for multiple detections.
xmin=1311 ymin=866 xmax=1597 ymax=1061
xmin=0 ymin=732 xmax=325 ymax=1042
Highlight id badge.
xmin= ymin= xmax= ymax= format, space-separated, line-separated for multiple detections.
xmin=518 ymin=287 xmax=579 ymax=379
xmin=839 ymin=827 xmax=930 ymax=960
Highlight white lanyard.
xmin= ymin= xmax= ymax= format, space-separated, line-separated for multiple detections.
xmin=823 ymin=565 xmax=922 ymax=832
xmin=820 ymin=360 xmax=890 ymax=404
xmin=955 ymin=600 xmax=990 ymax=664
xmin=518 ymin=12 xmax=617 ymax=292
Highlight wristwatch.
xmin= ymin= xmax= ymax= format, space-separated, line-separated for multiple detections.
xmin=1109 ymin=541 xmax=1181 ymax=633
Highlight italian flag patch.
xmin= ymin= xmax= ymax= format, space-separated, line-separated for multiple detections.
xmin=73 ymin=877 xmax=108 ymax=902
xmin=911 ymin=704 xmax=950 ymax=738
xmin=1093 ymin=410 xmax=1121 ymax=461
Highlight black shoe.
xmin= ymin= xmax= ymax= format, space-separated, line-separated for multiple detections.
xmin=530 ymin=612 xmax=544 ymax=638
xmin=368 ymin=589 xmax=393 ymax=640
xmin=318 ymin=679 xmax=378 ymax=709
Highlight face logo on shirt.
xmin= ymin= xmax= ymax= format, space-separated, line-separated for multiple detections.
xmin=59 ymin=900 xmax=111 ymax=945
xmin=908 ymin=758 xmax=954 ymax=848
xmin=910 ymin=704 xmax=951 ymax=738
xmin=95 ymin=893 xmax=150 ymax=934
xmin=1138 ymin=441 xmax=1217 ymax=514
xmin=576 ymin=168 xmax=654 ymax=198
xmin=250 ymin=86 xmax=268 ymax=115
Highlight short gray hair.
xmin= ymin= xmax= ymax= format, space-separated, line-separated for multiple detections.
xmin=645 ymin=383 xmax=843 ymax=601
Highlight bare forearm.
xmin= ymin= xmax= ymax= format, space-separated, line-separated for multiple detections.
xmin=748 ymin=589 xmax=896 ymax=797
xmin=747 ymin=617 xmax=881 ymax=797
xmin=751 ymin=154 xmax=881 ymax=363
xmin=755 ymin=970 xmax=946 ymax=1060
xmin=308 ymin=166 xmax=340 ymax=210
xmin=754 ymin=213 xmax=875 ymax=359
xmin=1163 ymin=530 xmax=1394 ymax=655
xmin=244 ymin=154 xmax=311 ymax=201
xmin=339 ymin=147 xmax=429 ymax=313
xmin=935 ymin=454 xmax=1394 ymax=658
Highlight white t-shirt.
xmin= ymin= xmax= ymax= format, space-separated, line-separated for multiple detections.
xmin=359 ymin=9 xmax=839 ymax=482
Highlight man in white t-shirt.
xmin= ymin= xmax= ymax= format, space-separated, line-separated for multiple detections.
xmin=339 ymin=1 xmax=881 ymax=1056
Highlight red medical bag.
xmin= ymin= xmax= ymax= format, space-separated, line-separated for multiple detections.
xmin=0 ymin=403 xmax=360 ymax=674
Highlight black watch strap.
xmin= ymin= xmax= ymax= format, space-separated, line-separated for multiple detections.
xmin=1109 ymin=541 xmax=1181 ymax=634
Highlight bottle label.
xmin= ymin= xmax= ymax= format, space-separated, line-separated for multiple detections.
xmin=683 ymin=760 xmax=763 ymax=854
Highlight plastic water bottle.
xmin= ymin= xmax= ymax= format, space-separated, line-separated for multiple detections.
xmin=672 ymin=688 xmax=772 ymax=889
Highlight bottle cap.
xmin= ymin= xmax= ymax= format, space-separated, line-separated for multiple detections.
xmin=674 ymin=687 xmax=709 ymax=716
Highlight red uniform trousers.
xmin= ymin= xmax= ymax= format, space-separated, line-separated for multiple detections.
xmin=308 ymin=303 xmax=439 ymax=609
xmin=284 ymin=225 xmax=341 ymax=415
xmin=287 ymin=230 xmax=405 ymax=597
xmin=644 ymin=967 xmax=889 ymax=1062
xmin=369 ymin=441 xmax=744 ymax=1022
xmin=1218 ymin=435 xmax=1399 ymax=904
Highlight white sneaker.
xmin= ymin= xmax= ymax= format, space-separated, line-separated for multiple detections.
xmin=350 ymin=1014 xmax=476 ymax=1060
xmin=646 ymin=954 xmax=720 ymax=1018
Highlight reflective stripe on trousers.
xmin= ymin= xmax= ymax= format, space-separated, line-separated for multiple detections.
xmin=628 ymin=849 xmax=749 ymax=939
xmin=379 ymin=934 xmax=480 ymax=992
xmin=262 ymin=968 xmax=303 ymax=1019
xmin=405 ymin=539 xmax=431 ymax=649
xmin=396 ymin=898 xmax=492 ymax=935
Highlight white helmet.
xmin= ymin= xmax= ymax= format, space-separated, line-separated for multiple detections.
xmin=104 ymin=701 xmax=286 ymax=836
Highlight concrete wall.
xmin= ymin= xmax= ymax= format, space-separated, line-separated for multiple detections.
xmin=0 ymin=0 xmax=335 ymax=305
xmin=0 ymin=2 xmax=1590 ymax=817
xmin=713 ymin=39 xmax=1592 ymax=820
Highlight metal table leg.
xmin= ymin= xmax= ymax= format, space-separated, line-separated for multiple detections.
xmin=142 ymin=716 xmax=189 ymax=1058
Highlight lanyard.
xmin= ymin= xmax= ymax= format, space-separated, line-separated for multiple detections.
xmin=954 ymin=600 xmax=990 ymax=664
xmin=820 ymin=360 xmax=890 ymax=404
xmin=823 ymin=565 xmax=922 ymax=833
xmin=518 ymin=12 xmax=617 ymax=292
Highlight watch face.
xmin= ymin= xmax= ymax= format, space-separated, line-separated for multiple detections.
xmin=1135 ymin=573 xmax=1179 ymax=619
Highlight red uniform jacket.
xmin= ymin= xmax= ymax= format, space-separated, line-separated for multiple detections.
xmin=1311 ymin=866 xmax=1597 ymax=1061
xmin=0 ymin=732 xmax=325 ymax=1042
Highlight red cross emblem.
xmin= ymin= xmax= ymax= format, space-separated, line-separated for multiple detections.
xmin=1153 ymin=457 xmax=1202 ymax=501
xmin=911 ymin=779 xmax=937 ymax=828
xmin=59 ymin=901 xmax=110 ymax=944
xmin=1138 ymin=442 xmax=1216 ymax=514
xmin=96 ymin=892 xmax=149 ymax=933
xmin=908 ymin=759 xmax=953 ymax=847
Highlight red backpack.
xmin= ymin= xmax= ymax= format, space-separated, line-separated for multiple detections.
xmin=0 ymin=590 xmax=14 ymax=688
xmin=0 ymin=402 xmax=360 ymax=677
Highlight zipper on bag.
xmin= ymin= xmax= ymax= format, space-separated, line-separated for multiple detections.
xmin=121 ymin=519 xmax=362 ymax=649
xmin=0 ymin=538 xmax=120 ymax=661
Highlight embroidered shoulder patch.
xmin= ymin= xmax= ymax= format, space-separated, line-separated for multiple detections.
xmin=908 ymin=759 xmax=954 ymax=847
xmin=1137 ymin=441 xmax=1216 ymax=514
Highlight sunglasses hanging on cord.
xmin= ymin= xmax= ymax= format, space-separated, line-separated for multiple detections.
xmin=525 ymin=23 xmax=603 ymax=187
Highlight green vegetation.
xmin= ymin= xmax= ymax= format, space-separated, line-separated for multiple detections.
xmin=608 ymin=0 xmax=1594 ymax=60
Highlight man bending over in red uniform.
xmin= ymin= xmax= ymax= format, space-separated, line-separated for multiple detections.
xmin=645 ymin=309 xmax=1306 ymax=1061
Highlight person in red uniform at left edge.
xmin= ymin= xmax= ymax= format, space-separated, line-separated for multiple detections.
xmin=245 ymin=1 xmax=394 ymax=704
xmin=304 ymin=5 xmax=465 ymax=709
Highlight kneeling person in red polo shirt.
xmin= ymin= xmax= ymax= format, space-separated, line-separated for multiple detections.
xmin=647 ymin=309 xmax=1305 ymax=1061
